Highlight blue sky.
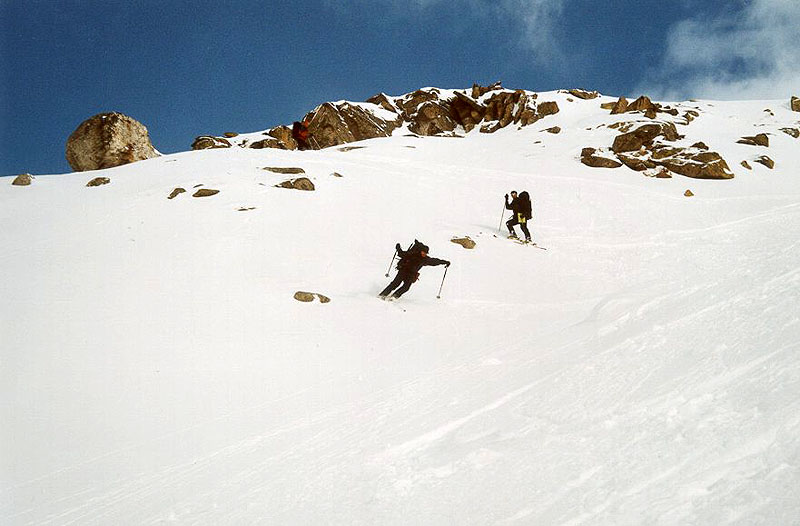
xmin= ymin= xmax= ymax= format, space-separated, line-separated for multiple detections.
xmin=1 ymin=0 xmax=798 ymax=176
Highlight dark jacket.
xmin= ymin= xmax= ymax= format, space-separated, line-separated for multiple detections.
xmin=506 ymin=192 xmax=532 ymax=220
xmin=396 ymin=242 xmax=448 ymax=275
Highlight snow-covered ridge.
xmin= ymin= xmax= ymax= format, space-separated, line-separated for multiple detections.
xmin=2 ymin=90 xmax=800 ymax=524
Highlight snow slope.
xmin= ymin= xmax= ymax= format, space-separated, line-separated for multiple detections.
xmin=2 ymin=93 xmax=800 ymax=525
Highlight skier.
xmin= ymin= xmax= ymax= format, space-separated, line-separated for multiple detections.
xmin=291 ymin=119 xmax=311 ymax=150
xmin=380 ymin=240 xmax=450 ymax=300
xmin=505 ymin=190 xmax=532 ymax=242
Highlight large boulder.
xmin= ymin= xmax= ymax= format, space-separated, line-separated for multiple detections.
xmin=791 ymin=96 xmax=800 ymax=112
xmin=66 ymin=112 xmax=159 ymax=171
xmin=654 ymin=149 xmax=733 ymax=179
xmin=611 ymin=122 xmax=680 ymax=153
xmin=304 ymin=102 xmax=401 ymax=149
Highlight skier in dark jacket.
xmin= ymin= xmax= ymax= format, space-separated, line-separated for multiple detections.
xmin=380 ymin=240 xmax=450 ymax=300
xmin=291 ymin=119 xmax=311 ymax=150
xmin=505 ymin=190 xmax=532 ymax=242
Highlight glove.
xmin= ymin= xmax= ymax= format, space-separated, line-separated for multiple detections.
xmin=395 ymin=243 xmax=402 ymax=252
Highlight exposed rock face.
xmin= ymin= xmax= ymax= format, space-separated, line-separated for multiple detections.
xmin=409 ymin=101 xmax=457 ymax=136
xmin=611 ymin=122 xmax=680 ymax=153
xmin=755 ymin=156 xmax=775 ymax=169
xmin=196 ymin=83 xmax=562 ymax=151
xmin=12 ymin=173 xmax=33 ymax=186
xmin=471 ymin=81 xmax=503 ymax=99
xmin=737 ymin=134 xmax=769 ymax=147
xmin=66 ymin=112 xmax=159 ymax=172
xmin=276 ymin=177 xmax=315 ymax=191
xmin=263 ymin=166 xmax=305 ymax=174
xmin=86 ymin=177 xmax=110 ymax=187
xmin=451 ymin=237 xmax=476 ymax=249
xmin=657 ymin=150 xmax=733 ymax=179
xmin=168 ymin=187 xmax=186 ymax=199
xmin=193 ymin=188 xmax=219 ymax=197
xmin=584 ymin=121 xmax=732 ymax=179
xmin=610 ymin=96 xmax=629 ymax=114
xmin=566 ymin=89 xmax=599 ymax=100
xmin=780 ymin=127 xmax=799 ymax=138
xmin=580 ymin=147 xmax=623 ymax=168
xmin=304 ymin=102 xmax=402 ymax=149
xmin=294 ymin=291 xmax=331 ymax=303
xmin=192 ymin=136 xmax=232 ymax=150
xmin=792 ymin=96 xmax=800 ymax=112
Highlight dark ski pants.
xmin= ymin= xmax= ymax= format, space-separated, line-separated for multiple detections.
xmin=507 ymin=217 xmax=531 ymax=240
xmin=380 ymin=271 xmax=416 ymax=298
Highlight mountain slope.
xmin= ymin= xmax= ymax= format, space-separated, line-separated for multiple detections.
xmin=2 ymin=93 xmax=799 ymax=525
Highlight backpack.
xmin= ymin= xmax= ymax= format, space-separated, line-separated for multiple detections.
xmin=518 ymin=191 xmax=532 ymax=220
xmin=396 ymin=240 xmax=428 ymax=271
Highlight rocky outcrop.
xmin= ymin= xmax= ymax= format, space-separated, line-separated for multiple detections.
xmin=195 ymin=83 xmax=562 ymax=151
xmin=610 ymin=96 xmax=629 ymax=114
xmin=451 ymin=237 xmax=476 ymax=249
xmin=611 ymin=122 xmax=680 ymax=153
xmin=584 ymin=122 xmax=732 ymax=179
xmin=792 ymin=96 xmax=800 ymax=112
xmin=305 ymin=101 xmax=402 ymax=149
xmin=66 ymin=112 xmax=159 ymax=171
xmin=192 ymin=136 xmax=232 ymax=150
xmin=580 ymin=147 xmax=622 ymax=168
xmin=780 ymin=127 xmax=799 ymax=138
xmin=12 ymin=173 xmax=33 ymax=186
xmin=755 ymin=156 xmax=775 ymax=169
xmin=737 ymin=134 xmax=769 ymax=147
xmin=565 ymin=89 xmax=599 ymax=100
xmin=86 ymin=177 xmax=111 ymax=187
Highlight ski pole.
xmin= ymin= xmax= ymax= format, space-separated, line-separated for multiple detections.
xmin=436 ymin=266 xmax=448 ymax=299
xmin=498 ymin=201 xmax=506 ymax=233
xmin=385 ymin=249 xmax=398 ymax=277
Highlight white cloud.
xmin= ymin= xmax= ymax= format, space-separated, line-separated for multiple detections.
xmin=642 ymin=0 xmax=800 ymax=100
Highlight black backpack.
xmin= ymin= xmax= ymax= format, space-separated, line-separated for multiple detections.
xmin=397 ymin=240 xmax=428 ymax=270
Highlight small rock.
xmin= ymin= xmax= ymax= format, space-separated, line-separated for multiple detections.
xmin=544 ymin=126 xmax=561 ymax=134
xmin=741 ymin=161 xmax=752 ymax=170
xmin=755 ymin=156 xmax=775 ymax=169
xmin=780 ymin=127 xmax=799 ymax=138
xmin=338 ymin=146 xmax=365 ymax=152
xmin=263 ymin=166 xmax=306 ymax=174
xmin=294 ymin=291 xmax=330 ymax=303
xmin=276 ymin=177 xmax=315 ymax=191
xmin=684 ymin=189 xmax=694 ymax=197
xmin=167 ymin=187 xmax=186 ymax=199
xmin=223 ymin=132 xmax=239 ymax=138
xmin=331 ymin=172 xmax=344 ymax=177
xmin=193 ymin=188 xmax=219 ymax=197
xmin=451 ymin=236 xmax=476 ymax=249
xmin=12 ymin=173 xmax=33 ymax=186
xmin=86 ymin=177 xmax=110 ymax=187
